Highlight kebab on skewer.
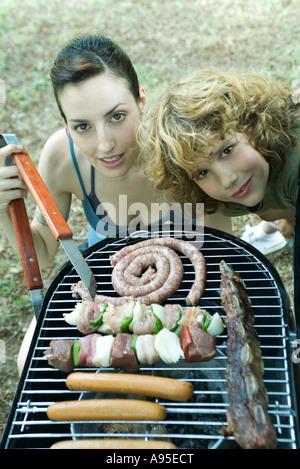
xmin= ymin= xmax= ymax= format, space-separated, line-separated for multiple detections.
xmin=63 ymin=299 xmax=224 ymax=337
xmin=44 ymin=324 xmax=217 ymax=374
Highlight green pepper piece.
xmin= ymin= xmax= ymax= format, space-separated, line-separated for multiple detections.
xmin=131 ymin=334 xmax=138 ymax=357
xmin=90 ymin=302 xmax=108 ymax=329
xmin=152 ymin=314 xmax=163 ymax=334
xmin=202 ymin=312 xmax=212 ymax=331
xmin=169 ymin=305 xmax=183 ymax=332
xmin=120 ymin=309 xmax=134 ymax=333
xmin=73 ymin=339 xmax=80 ymax=367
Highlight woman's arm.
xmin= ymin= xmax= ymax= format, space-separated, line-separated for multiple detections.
xmin=0 ymin=131 xmax=74 ymax=269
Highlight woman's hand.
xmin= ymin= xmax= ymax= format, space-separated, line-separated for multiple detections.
xmin=0 ymin=144 xmax=28 ymax=213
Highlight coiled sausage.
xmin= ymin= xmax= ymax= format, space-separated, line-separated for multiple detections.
xmin=110 ymin=237 xmax=206 ymax=305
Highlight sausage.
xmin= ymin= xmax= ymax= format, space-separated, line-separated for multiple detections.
xmin=110 ymin=237 xmax=206 ymax=305
xmin=112 ymin=245 xmax=184 ymax=305
xmin=51 ymin=439 xmax=177 ymax=449
xmin=47 ymin=399 xmax=166 ymax=421
xmin=66 ymin=372 xmax=194 ymax=401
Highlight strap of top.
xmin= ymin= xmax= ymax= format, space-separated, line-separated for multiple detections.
xmin=68 ymin=136 xmax=102 ymax=231
xmin=68 ymin=136 xmax=90 ymax=201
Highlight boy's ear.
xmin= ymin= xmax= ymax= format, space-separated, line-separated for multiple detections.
xmin=139 ymin=86 xmax=148 ymax=114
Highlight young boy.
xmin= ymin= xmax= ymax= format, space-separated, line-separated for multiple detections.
xmin=138 ymin=69 xmax=300 ymax=245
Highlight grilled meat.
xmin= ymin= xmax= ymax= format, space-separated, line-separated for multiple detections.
xmin=44 ymin=325 xmax=216 ymax=373
xmin=72 ymin=237 xmax=206 ymax=306
xmin=220 ymin=260 xmax=278 ymax=449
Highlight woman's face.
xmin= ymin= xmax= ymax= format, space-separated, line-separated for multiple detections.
xmin=194 ymin=133 xmax=270 ymax=208
xmin=59 ymin=73 xmax=147 ymax=178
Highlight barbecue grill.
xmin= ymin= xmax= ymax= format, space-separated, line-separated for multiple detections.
xmin=1 ymin=225 xmax=299 ymax=449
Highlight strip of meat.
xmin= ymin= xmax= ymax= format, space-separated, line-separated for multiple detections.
xmin=44 ymin=339 xmax=74 ymax=373
xmin=44 ymin=325 xmax=216 ymax=373
xmin=110 ymin=237 xmax=206 ymax=305
xmin=219 ymin=260 xmax=278 ymax=449
xmin=110 ymin=334 xmax=139 ymax=372
xmin=184 ymin=326 xmax=216 ymax=362
xmin=71 ymin=281 xmax=134 ymax=306
xmin=76 ymin=301 xmax=102 ymax=335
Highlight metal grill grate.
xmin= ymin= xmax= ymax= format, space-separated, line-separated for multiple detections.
xmin=1 ymin=227 xmax=299 ymax=449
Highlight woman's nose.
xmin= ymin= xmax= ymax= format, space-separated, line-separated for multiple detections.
xmin=97 ymin=127 xmax=115 ymax=154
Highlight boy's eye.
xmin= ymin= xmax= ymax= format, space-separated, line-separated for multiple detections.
xmin=221 ymin=145 xmax=233 ymax=157
xmin=198 ymin=169 xmax=208 ymax=179
xmin=111 ymin=112 xmax=125 ymax=122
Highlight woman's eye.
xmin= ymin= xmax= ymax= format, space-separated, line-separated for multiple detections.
xmin=75 ymin=123 xmax=90 ymax=133
xmin=221 ymin=145 xmax=233 ymax=157
xmin=111 ymin=112 xmax=125 ymax=122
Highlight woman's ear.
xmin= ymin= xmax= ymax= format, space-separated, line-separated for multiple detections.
xmin=139 ymin=86 xmax=148 ymax=114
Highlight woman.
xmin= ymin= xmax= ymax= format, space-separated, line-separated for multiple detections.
xmin=0 ymin=37 xmax=230 ymax=373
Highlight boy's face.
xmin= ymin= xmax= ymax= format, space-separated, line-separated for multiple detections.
xmin=193 ymin=132 xmax=270 ymax=208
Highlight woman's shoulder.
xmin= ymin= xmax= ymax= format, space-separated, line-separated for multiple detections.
xmin=41 ymin=128 xmax=70 ymax=162
xmin=38 ymin=128 xmax=77 ymax=192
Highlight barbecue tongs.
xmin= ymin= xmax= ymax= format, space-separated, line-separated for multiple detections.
xmin=0 ymin=134 xmax=97 ymax=318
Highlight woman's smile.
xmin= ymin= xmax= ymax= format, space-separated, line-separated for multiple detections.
xmin=98 ymin=152 xmax=126 ymax=168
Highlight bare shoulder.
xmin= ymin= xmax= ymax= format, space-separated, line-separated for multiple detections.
xmin=38 ymin=129 xmax=77 ymax=193
xmin=39 ymin=128 xmax=70 ymax=171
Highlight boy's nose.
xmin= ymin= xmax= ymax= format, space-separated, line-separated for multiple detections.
xmin=220 ymin=170 xmax=239 ymax=190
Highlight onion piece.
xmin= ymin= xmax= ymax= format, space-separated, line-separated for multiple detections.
xmin=135 ymin=335 xmax=158 ymax=365
xmin=128 ymin=300 xmax=143 ymax=331
xmin=206 ymin=313 xmax=224 ymax=336
xmin=63 ymin=302 xmax=83 ymax=325
xmin=94 ymin=335 xmax=115 ymax=367
xmin=154 ymin=328 xmax=184 ymax=364
xmin=150 ymin=304 xmax=166 ymax=325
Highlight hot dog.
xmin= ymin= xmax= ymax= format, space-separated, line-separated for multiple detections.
xmin=47 ymin=399 xmax=166 ymax=421
xmin=51 ymin=439 xmax=177 ymax=449
xmin=66 ymin=372 xmax=194 ymax=401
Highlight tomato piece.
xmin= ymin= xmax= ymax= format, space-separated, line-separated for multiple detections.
xmin=181 ymin=326 xmax=193 ymax=362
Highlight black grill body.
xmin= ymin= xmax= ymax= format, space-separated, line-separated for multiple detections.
xmin=1 ymin=227 xmax=299 ymax=449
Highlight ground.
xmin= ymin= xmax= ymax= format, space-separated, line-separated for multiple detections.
xmin=0 ymin=0 xmax=298 ymax=437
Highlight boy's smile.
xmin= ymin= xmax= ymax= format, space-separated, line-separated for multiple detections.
xmin=194 ymin=133 xmax=270 ymax=208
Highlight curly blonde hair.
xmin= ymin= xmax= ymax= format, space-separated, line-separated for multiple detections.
xmin=137 ymin=69 xmax=300 ymax=214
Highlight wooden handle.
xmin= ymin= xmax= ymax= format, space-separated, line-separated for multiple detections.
xmin=13 ymin=149 xmax=73 ymax=240
xmin=9 ymin=198 xmax=43 ymax=291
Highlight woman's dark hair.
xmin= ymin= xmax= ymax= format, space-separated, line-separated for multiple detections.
xmin=50 ymin=35 xmax=140 ymax=120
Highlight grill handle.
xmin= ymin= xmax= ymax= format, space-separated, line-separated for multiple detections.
xmin=12 ymin=149 xmax=73 ymax=241
xmin=9 ymin=198 xmax=43 ymax=291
